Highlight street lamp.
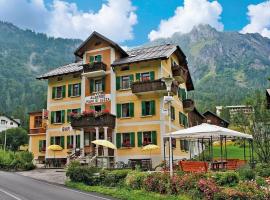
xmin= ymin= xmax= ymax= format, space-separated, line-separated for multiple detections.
xmin=162 ymin=76 xmax=174 ymax=176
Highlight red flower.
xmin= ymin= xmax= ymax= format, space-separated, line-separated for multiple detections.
xmin=102 ymin=109 xmax=110 ymax=114
xmin=82 ymin=110 xmax=95 ymax=116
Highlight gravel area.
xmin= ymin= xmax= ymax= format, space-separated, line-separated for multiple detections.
xmin=17 ymin=168 xmax=67 ymax=185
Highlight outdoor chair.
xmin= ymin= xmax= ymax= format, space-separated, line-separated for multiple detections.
xmin=226 ymin=159 xmax=239 ymax=170
xmin=179 ymin=161 xmax=208 ymax=173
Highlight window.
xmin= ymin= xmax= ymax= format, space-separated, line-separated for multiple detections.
xmin=89 ymin=55 xmax=102 ymax=63
xmin=67 ymin=135 xmax=74 ymax=149
xmin=51 ymin=110 xmax=65 ymax=124
xmin=116 ymin=132 xmax=135 ymax=148
xmin=90 ymin=78 xmax=105 ymax=93
xmin=52 ymin=85 xmax=66 ymax=99
xmin=68 ymin=83 xmax=81 ymax=97
xmin=172 ymin=138 xmax=176 ymax=148
xmin=180 ymin=140 xmax=189 ymax=151
xmin=67 ymin=108 xmax=81 ymax=123
xmin=178 ymin=88 xmax=187 ymax=101
xmin=57 ymin=76 xmax=63 ymax=81
xmin=136 ymin=71 xmax=155 ymax=82
xmin=95 ymin=79 xmax=102 ymax=92
xmin=179 ymin=112 xmax=188 ymax=128
xmin=34 ymin=116 xmax=42 ymax=128
xmin=137 ymin=131 xmax=157 ymax=147
xmin=10 ymin=122 xmax=13 ymax=125
xmin=94 ymin=105 xmax=102 ymax=112
xmin=117 ymin=103 xmax=134 ymax=118
xmin=171 ymin=106 xmax=175 ymax=120
xmin=50 ymin=136 xmax=64 ymax=148
xmin=116 ymin=75 xmax=134 ymax=90
xmin=1 ymin=120 xmax=6 ymax=125
xmin=39 ymin=140 xmax=46 ymax=152
xmin=142 ymin=100 xmax=155 ymax=116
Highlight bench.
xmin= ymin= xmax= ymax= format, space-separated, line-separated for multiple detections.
xmin=179 ymin=161 xmax=208 ymax=173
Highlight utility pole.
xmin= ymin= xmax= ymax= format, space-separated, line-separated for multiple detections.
xmin=4 ymin=129 xmax=7 ymax=151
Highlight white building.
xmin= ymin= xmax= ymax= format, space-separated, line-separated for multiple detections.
xmin=0 ymin=115 xmax=20 ymax=132
xmin=216 ymin=105 xmax=254 ymax=119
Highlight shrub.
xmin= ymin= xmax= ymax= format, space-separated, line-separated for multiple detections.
xmin=143 ymin=172 xmax=170 ymax=194
xmin=211 ymin=172 xmax=239 ymax=186
xmin=237 ymin=166 xmax=256 ymax=181
xmin=237 ymin=181 xmax=268 ymax=200
xmin=66 ymin=164 xmax=100 ymax=185
xmin=197 ymin=178 xmax=219 ymax=200
xmin=255 ymin=163 xmax=270 ymax=177
xmin=256 ymin=176 xmax=267 ymax=187
xmin=125 ymin=171 xmax=147 ymax=189
xmin=101 ymin=169 xmax=131 ymax=187
xmin=214 ymin=187 xmax=252 ymax=200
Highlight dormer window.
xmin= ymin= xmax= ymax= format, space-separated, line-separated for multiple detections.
xmin=89 ymin=55 xmax=102 ymax=63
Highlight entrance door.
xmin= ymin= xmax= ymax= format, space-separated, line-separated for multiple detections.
xmin=84 ymin=131 xmax=96 ymax=156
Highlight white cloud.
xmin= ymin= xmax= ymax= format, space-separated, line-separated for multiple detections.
xmin=148 ymin=0 xmax=223 ymax=41
xmin=241 ymin=1 xmax=270 ymax=38
xmin=0 ymin=0 xmax=137 ymax=42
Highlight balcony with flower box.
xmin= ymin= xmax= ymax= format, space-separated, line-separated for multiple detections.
xmin=70 ymin=110 xmax=116 ymax=130
xmin=183 ymin=99 xmax=195 ymax=113
xmin=82 ymin=62 xmax=107 ymax=78
xmin=29 ymin=127 xmax=46 ymax=134
xmin=131 ymin=79 xmax=178 ymax=95
xmin=171 ymin=64 xmax=188 ymax=83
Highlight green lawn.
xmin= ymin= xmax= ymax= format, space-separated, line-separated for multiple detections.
xmin=66 ymin=181 xmax=191 ymax=200
xmin=212 ymin=144 xmax=251 ymax=160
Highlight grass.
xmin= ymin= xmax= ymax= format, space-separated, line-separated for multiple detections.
xmin=212 ymin=144 xmax=250 ymax=160
xmin=65 ymin=181 xmax=191 ymax=200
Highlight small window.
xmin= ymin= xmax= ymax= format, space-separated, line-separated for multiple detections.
xmin=122 ymin=133 xmax=131 ymax=147
xmin=180 ymin=140 xmax=189 ymax=151
xmin=143 ymin=131 xmax=152 ymax=146
xmin=142 ymin=100 xmax=155 ymax=116
xmin=67 ymin=136 xmax=74 ymax=149
xmin=94 ymin=79 xmax=103 ymax=92
xmin=39 ymin=140 xmax=46 ymax=152
xmin=34 ymin=116 xmax=42 ymax=128
xmin=171 ymin=106 xmax=175 ymax=120
xmin=57 ymin=76 xmax=63 ymax=81
xmin=94 ymin=105 xmax=102 ymax=112
xmin=122 ymin=103 xmax=131 ymax=118
xmin=1 ymin=120 xmax=6 ymax=125
xmin=72 ymin=84 xmax=80 ymax=97
xmin=90 ymin=55 xmax=102 ymax=63
xmin=55 ymin=111 xmax=62 ymax=123
xmin=121 ymin=66 xmax=130 ymax=71
xmin=141 ymin=72 xmax=150 ymax=81
xmin=10 ymin=122 xmax=13 ymax=125
xmin=121 ymin=76 xmax=131 ymax=89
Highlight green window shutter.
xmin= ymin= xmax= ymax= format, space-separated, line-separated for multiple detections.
xmin=52 ymin=87 xmax=56 ymax=99
xmin=60 ymin=136 xmax=65 ymax=149
xmin=62 ymin=85 xmax=66 ymax=98
xmin=181 ymin=89 xmax=186 ymax=101
xmin=136 ymin=73 xmax=141 ymax=81
xmin=116 ymin=77 xmax=121 ymax=90
xmin=150 ymin=71 xmax=155 ymax=80
xmin=151 ymin=131 xmax=157 ymax=145
xmin=150 ymin=100 xmax=155 ymax=115
xmin=116 ymin=134 xmax=121 ymax=148
xmin=129 ymin=103 xmax=134 ymax=117
xmin=101 ymin=104 xmax=106 ymax=111
xmin=61 ymin=110 xmax=65 ymax=123
xmin=68 ymin=84 xmax=72 ymax=97
xmin=102 ymin=77 xmax=105 ymax=91
xmin=50 ymin=137 xmax=54 ymax=145
xmin=90 ymin=79 xmax=94 ymax=93
xmin=171 ymin=106 xmax=175 ymax=120
xmin=67 ymin=109 xmax=71 ymax=123
xmin=116 ymin=104 xmax=121 ymax=118
xmin=78 ymin=83 xmax=81 ymax=96
xmin=90 ymin=105 xmax=95 ymax=110
xmin=137 ymin=132 xmax=142 ymax=147
xmin=39 ymin=140 xmax=42 ymax=152
xmin=67 ymin=136 xmax=70 ymax=147
xmin=129 ymin=74 xmax=134 ymax=85
xmin=141 ymin=101 xmax=146 ymax=116
xmin=90 ymin=56 xmax=94 ymax=63
xmin=77 ymin=108 xmax=81 ymax=114
xmin=130 ymin=132 xmax=135 ymax=147
xmin=76 ymin=135 xmax=80 ymax=148
xmin=51 ymin=111 xmax=55 ymax=124
xmin=96 ymin=55 xmax=102 ymax=62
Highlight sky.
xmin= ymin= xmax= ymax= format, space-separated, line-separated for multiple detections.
xmin=0 ymin=0 xmax=269 ymax=46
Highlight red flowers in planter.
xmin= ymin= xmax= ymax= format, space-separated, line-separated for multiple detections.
xmin=82 ymin=110 xmax=95 ymax=117
xmin=102 ymin=109 xmax=110 ymax=114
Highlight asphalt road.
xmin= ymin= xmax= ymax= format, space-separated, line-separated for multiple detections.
xmin=0 ymin=171 xmax=114 ymax=200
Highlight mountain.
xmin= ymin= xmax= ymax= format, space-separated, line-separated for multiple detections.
xmin=147 ymin=25 xmax=270 ymax=111
xmin=0 ymin=21 xmax=81 ymax=127
xmin=0 ymin=22 xmax=269 ymax=126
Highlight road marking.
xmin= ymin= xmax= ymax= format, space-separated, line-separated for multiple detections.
xmin=0 ymin=188 xmax=23 ymax=200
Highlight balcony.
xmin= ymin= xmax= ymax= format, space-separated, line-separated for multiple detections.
xmin=29 ymin=127 xmax=46 ymax=134
xmin=82 ymin=62 xmax=107 ymax=78
xmin=131 ymin=79 xmax=178 ymax=95
xmin=172 ymin=64 xmax=188 ymax=84
xmin=183 ymin=99 xmax=195 ymax=113
xmin=71 ymin=113 xmax=116 ymax=130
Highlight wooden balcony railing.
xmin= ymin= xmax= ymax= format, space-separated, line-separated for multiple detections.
xmin=131 ymin=79 xmax=178 ymax=95
xmin=71 ymin=113 xmax=116 ymax=130
xmin=83 ymin=62 xmax=107 ymax=73
xmin=172 ymin=64 xmax=188 ymax=84
xmin=183 ymin=99 xmax=195 ymax=113
xmin=29 ymin=127 xmax=46 ymax=134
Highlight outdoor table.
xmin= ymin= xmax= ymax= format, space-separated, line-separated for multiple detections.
xmin=211 ymin=160 xmax=227 ymax=171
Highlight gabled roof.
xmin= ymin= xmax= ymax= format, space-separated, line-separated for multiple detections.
xmin=0 ymin=115 xmax=21 ymax=126
xmin=191 ymin=107 xmax=206 ymax=120
xmin=203 ymin=110 xmax=230 ymax=125
xmin=112 ymin=44 xmax=184 ymax=66
xmin=37 ymin=61 xmax=83 ymax=79
xmin=74 ymin=31 xmax=128 ymax=58
xmin=266 ymin=89 xmax=270 ymax=97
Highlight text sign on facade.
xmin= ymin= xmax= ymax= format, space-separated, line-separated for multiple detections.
xmin=61 ymin=126 xmax=73 ymax=132
xmin=85 ymin=93 xmax=111 ymax=104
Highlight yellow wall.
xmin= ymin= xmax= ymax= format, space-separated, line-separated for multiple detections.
xmin=31 ymin=134 xmax=46 ymax=159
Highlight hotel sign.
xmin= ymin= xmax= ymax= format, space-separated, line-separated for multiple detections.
xmin=85 ymin=93 xmax=111 ymax=104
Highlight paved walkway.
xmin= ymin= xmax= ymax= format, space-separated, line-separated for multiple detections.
xmin=17 ymin=168 xmax=67 ymax=185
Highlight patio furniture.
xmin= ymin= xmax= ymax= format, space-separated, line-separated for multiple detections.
xmin=129 ymin=159 xmax=151 ymax=171
xmin=211 ymin=160 xmax=228 ymax=171
xmin=226 ymin=159 xmax=239 ymax=170
xmin=179 ymin=161 xmax=208 ymax=173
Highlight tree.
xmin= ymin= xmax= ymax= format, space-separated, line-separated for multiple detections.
xmin=0 ymin=127 xmax=28 ymax=151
